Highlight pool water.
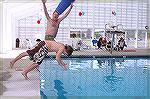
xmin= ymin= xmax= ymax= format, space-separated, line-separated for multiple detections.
xmin=39 ymin=57 xmax=150 ymax=99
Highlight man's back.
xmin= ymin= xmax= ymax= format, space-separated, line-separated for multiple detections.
xmin=45 ymin=40 xmax=64 ymax=52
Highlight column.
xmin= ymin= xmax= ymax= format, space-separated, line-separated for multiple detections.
xmin=0 ymin=1 xmax=3 ymax=53
xmin=148 ymin=0 xmax=150 ymax=48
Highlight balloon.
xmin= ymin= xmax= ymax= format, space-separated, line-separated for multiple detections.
xmin=79 ymin=12 xmax=82 ymax=16
xmin=37 ymin=20 xmax=40 ymax=24
xmin=82 ymin=11 xmax=85 ymax=15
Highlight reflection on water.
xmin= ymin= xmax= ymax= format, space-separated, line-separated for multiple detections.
xmin=103 ymin=58 xmax=123 ymax=93
xmin=40 ymin=90 xmax=48 ymax=99
xmin=54 ymin=80 xmax=67 ymax=99
xmin=40 ymin=57 xmax=149 ymax=97
xmin=69 ymin=57 xmax=149 ymax=70
xmin=69 ymin=58 xmax=126 ymax=70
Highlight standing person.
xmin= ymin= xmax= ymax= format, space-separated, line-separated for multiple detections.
xmin=16 ymin=38 xmax=20 ymax=48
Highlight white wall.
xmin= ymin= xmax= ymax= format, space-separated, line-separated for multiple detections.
xmin=148 ymin=0 xmax=150 ymax=27
xmin=2 ymin=2 xmax=42 ymax=53
xmin=0 ymin=0 xmax=57 ymax=53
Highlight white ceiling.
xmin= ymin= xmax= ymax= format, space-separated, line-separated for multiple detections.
xmin=2 ymin=0 xmax=59 ymax=3
xmin=3 ymin=2 xmax=57 ymax=20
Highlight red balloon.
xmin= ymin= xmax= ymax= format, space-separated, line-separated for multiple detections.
xmin=37 ymin=20 xmax=40 ymax=24
xmin=79 ymin=12 xmax=82 ymax=16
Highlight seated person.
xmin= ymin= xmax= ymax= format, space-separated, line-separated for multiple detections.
xmin=118 ymin=37 xmax=127 ymax=50
xmin=105 ymin=41 xmax=111 ymax=51
xmin=92 ymin=38 xmax=97 ymax=46
xmin=102 ymin=37 xmax=107 ymax=46
xmin=75 ymin=40 xmax=82 ymax=51
xmin=114 ymin=43 xmax=120 ymax=51
xmin=97 ymin=37 xmax=103 ymax=49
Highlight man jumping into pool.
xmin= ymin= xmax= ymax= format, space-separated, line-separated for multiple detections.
xmin=42 ymin=0 xmax=73 ymax=40
xmin=10 ymin=41 xmax=73 ymax=79
xmin=10 ymin=0 xmax=74 ymax=79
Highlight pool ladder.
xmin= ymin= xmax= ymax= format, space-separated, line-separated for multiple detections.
xmin=104 ymin=24 xmax=125 ymax=54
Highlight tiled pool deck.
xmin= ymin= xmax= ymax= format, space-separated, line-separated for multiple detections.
xmin=0 ymin=48 xmax=150 ymax=99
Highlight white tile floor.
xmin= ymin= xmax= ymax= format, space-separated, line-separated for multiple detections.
xmin=2 ymin=70 xmax=40 ymax=96
xmin=0 ymin=49 xmax=41 ymax=98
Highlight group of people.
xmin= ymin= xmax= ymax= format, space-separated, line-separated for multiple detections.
xmin=92 ymin=36 xmax=127 ymax=51
xmin=10 ymin=0 xmax=74 ymax=80
xmin=92 ymin=37 xmax=108 ymax=50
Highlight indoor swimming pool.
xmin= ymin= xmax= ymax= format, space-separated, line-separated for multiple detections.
xmin=39 ymin=57 xmax=150 ymax=99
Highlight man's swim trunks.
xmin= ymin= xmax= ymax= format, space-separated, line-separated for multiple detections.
xmin=33 ymin=46 xmax=48 ymax=65
xmin=45 ymin=35 xmax=55 ymax=41
xmin=26 ymin=41 xmax=45 ymax=60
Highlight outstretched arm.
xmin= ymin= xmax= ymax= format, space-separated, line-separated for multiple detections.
xmin=42 ymin=0 xmax=51 ymax=21
xmin=58 ymin=3 xmax=73 ymax=22
xmin=55 ymin=47 xmax=67 ymax=70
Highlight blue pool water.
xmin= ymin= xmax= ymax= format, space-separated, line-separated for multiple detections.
xmin=39 ymin=57 xmax=150 ymax=99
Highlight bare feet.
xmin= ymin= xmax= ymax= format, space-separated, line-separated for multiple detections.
xmin=10 ymin=61 xmax=14 ymax=68
xmin=21 ymin=72 xmax=29 ymax=80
